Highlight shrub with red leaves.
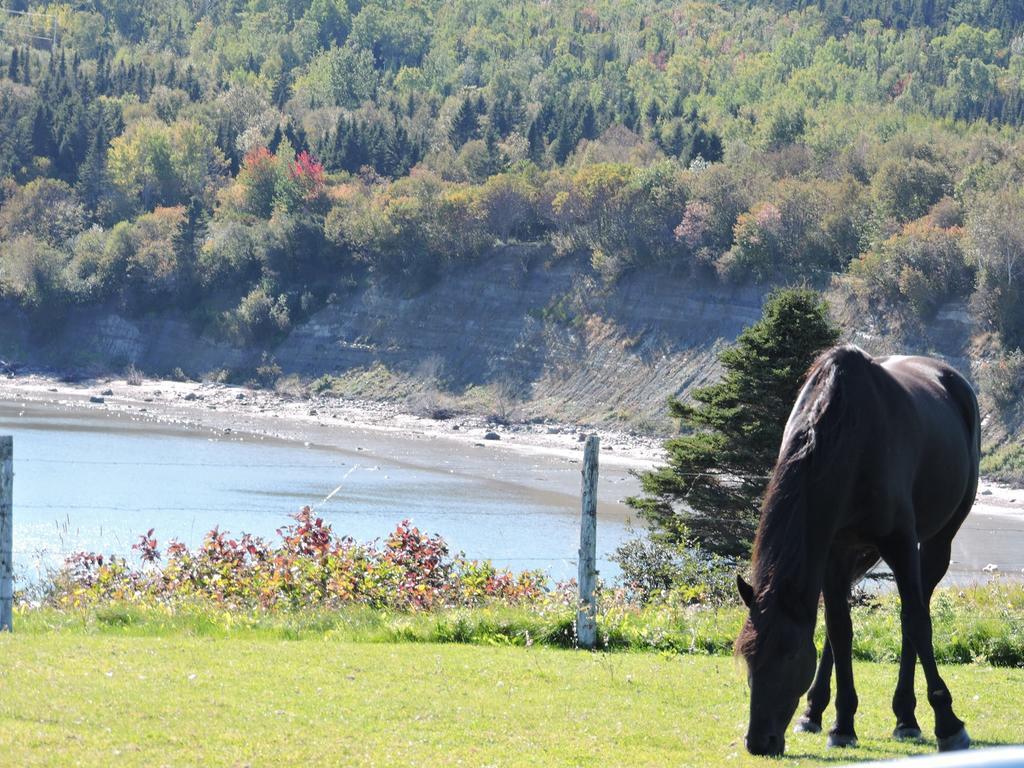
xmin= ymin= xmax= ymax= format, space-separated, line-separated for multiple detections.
xmin=52 ymin=511 xmax=549 ymax=612
xmin=289 ymin=151 xmax=326 ymax=203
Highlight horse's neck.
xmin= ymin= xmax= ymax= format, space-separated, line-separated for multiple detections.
xmin=755 ymin=489 xmax=836 ymax=621
xmin=758 ymin=540 xmax=828 ymax=622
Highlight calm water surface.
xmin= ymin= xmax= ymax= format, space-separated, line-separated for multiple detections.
xmin=0 ymin=400 xmax=639 ymax=584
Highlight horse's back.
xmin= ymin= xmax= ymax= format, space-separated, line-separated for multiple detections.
xmin=873 ymin=354 xmax=979 ymax=539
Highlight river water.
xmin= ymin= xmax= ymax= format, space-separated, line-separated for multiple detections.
xmin=0 ymin=400 xmax=642 ymax=585
xmin=3 ymin=394 xmax=1022 ymax=590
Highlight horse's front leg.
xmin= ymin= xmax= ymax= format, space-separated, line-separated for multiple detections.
xmin=823 ymin=569 xmax=858 ymax=748
xmin=794 ymin=638 xmax=833 ymax=734
xmin=880 ymin=527 xmax=969 ymax=752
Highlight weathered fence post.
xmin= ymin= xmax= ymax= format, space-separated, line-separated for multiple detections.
xmin=576 ymin=434 xmax=599 ymax=650
xmin=1 ymin=436 xmax=12 ymax=632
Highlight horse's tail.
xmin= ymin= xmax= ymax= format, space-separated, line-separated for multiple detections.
xmin=942 ymin=365 xmax=981 ymax=510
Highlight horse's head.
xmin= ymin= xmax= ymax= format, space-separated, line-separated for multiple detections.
xmin=736 ymin=575 xmax=816 ymax=757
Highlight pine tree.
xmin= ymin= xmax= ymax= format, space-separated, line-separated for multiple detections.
xmin=482 ymin=127 xmax=503 ymax=176
xmin=552 ymin=119 xmax=576 ymax=164
xmin=20 ymin=46 xmax=30 ymax=84
xmin=669 ymin=93 xmax=685 ymax=118
xmin=449 ymin=96 xmax=479 ymax=148
xmin=690 ymin=124 xmax=723 ymax=163
xmin=268 ymin=125 xmax=284 ymax=154
xmin=628 ymin=288 xmax=840 ymax=558
xmin=622 ymin=93 xmax=639 ymax=131
xmin=644 ymin=99 xmax=661 ymax=126
xmin=666 ymin=121 xmax=687 ymax=158
xmin=579 ymin=101 xmax=597 ymax=140
xmin=77 ymin=122 xmax=108 ymax=212
xmin=8 ymin=48 xmax=19 ymax=81
xmin=526 ymin=118 xmax=544 ymax=162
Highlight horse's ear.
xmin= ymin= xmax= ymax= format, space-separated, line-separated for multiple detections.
xmin=737 ymin=575 xmax=755 ymax=608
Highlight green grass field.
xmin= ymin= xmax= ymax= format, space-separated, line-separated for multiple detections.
xmin=1 ymin=629 xmax=1021 ymax=767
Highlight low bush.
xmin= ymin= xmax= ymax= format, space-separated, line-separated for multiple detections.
xmin=36 ymin=514 xmax=1024 ymax=666
xmin=980 ymin=443 xmax=1024 ymax=484
xmin=48 ymin=510 xmax=548 ymax=612
xmin=610 ymin=535 xmax=736 ymax=605
xmin=977 ymin=348 xmax=1024 ymax=415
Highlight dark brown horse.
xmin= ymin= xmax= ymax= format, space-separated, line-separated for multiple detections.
xmin=735 ymin=345 xmax=979 ymax=756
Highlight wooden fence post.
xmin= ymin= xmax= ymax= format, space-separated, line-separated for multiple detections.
xmin=1 ymin=436 xmax=12 ymax=632
xmin=576 ymin=434 xmax=599 ymax=650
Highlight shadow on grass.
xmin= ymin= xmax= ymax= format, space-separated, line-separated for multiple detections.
xmin=970 ymin=739 xmax=1023 ymax=748
xmin=786 ymin=738 xmax=1022 ymax=763
xmin=785 ymin=744 xmax=928 ymax=763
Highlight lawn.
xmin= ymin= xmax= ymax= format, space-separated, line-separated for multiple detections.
xmin=0 ymin=631 xmax=1020 ymax=767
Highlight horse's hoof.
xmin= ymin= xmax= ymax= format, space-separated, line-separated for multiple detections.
xmin=893 ymin=726 xmax=923 ymax=741
xmin=937 ymin=727 xmax=970 ymax=752
xmin=793 ymin=717 xmax=822 ymax=734
xmin=826 ymin=732 xmax=859 ymax=749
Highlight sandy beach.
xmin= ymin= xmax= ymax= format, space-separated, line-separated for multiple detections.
xmin=0 ymin=372 xmax=663 ymax=470
xmin=1 ymin=371 xmax=1022 ymax=579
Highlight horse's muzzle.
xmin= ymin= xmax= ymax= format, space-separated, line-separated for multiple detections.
xmin=746 ymin=732 xmax=785 ymax=757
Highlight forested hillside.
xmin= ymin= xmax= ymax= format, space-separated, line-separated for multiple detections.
xmin=1 ymin=0 xmax=1023 ymax=427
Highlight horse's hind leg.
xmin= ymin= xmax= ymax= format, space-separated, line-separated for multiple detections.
xmin=892 ymin=634 xmax=921 ymax=739
xmin=880 ymin=527 xmax=969 ymax=752
xmin=892 ymin=536 xmax=950 ymax=740
xmin=794 ymin=639 xmax=832 ymax=734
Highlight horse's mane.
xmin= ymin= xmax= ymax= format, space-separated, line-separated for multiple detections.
xmin=736 ymin=344 xmax=874 ymax=658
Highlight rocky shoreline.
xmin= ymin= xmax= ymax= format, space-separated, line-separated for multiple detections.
xmin=0 ymin=371 xmax=665 ymax=472
xmin=2 ymin=369 xmax=1022 ymax=517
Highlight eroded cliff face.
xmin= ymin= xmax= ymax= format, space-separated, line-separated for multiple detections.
xmin=273 ymin=248 xmax=769 ymax=425
xmin=0 ymin=246 xmax=976 ymax=429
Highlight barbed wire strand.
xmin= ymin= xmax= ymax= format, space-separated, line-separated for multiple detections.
xmin=13 ymin=455 xmax=773 ymax=480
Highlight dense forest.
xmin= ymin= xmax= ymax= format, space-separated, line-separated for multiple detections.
xmin=1 ymin=0 xmax=1024 ymax=364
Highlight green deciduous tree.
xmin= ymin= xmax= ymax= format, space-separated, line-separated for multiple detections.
xmin=628 ymin=287 xmax=840 ymax=558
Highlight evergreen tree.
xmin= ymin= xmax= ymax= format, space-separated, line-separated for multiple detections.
xmin=644 ymin=99 xmax=661 ymax=126
xmin=669 ymin=93 xmax=685 ymax=118
xmin=268 ymin=125 xmax=284 ymax=154
xmin=284 ymin=122 xmax=308 ymax=155
xmin=628 ymin=288 xmax=840 ymax=558
xmin=20 ymin=46 xmax=30 ymax=84
xmin=77 ymin=122 xmax=109 ymax=213
xmin=621 ymin=93 xmax=639 ymax=131
xmin=526 ymin=117 xmax=544 ymax=162
xmin=481 ymin=127 xmax=503 ymax=176
xmin=552 ymin=119 xmax=576 ymax=164
xmin=579 ymin=101 xmax=598 ymax=140
xmin=8 ymin=48 xmax=19 ymax=81
xmin=689 ymin=124 xmax=723 ymax=163
xmin=666 ymin=121 xmax=687 ymax=158
xmin=449 ymin=96 xmax=479 ymax=148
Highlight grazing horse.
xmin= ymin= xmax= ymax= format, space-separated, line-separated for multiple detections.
xmin=735 ymin=345 xmax=979 ymax=757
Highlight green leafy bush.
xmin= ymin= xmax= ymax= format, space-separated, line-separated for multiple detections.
xmin=980 ymin=443 xmax=1024 ymax=484
xmin=610 ymin=535 xmax=737 ymax=606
